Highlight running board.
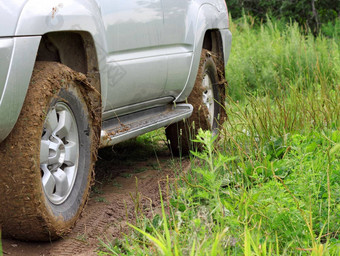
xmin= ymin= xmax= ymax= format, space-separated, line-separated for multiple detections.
xmin=99 ymin=104 xmax=193 ymax=148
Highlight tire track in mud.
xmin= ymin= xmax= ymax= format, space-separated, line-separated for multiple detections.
xmin=2 ymin=140 xmax=190 ymax=256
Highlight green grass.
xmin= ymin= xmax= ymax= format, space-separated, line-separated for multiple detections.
xmin=321 ymin=18 xmax=340 ymax=44
xmin=97 ymin=17 xmax=340 ymax=255
xmin=227 ymin=15 xmax=340 ymax=102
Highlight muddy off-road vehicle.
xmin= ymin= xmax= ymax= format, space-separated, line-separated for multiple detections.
xmin=0 ymin=0 xmax=231 ymax=241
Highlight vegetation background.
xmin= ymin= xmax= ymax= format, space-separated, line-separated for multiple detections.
xmin=226 ymin=0 xmax=339 ymax=35
xmin=98 ymin=1 xmax=340 ymax=255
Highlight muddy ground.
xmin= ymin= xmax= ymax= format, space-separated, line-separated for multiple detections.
xmin=2 ymin=136 xmax=190 ymax=256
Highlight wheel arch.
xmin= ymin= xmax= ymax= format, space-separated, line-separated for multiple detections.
xmin=35 ymin=32 xmax=103 ymax=150
xmin=174 ymin=2 xmax=230 ymax=102
xmin=36 ymin=31 xmax=101 ymax=95
xmin=203 ymin=29 xmax=226 ymax=79
xmin=0 ymin=0 xmax=106 ymax=143
xmin=15 ymin=0 xmax=108 ymax=107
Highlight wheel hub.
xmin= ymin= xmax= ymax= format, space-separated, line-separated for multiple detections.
xmin=202 ymin=73 xmax=215 ymax=128
xmin=40 ymin=102 xmax=79 ymax=205
xmin=48 ymin=135 xmax=66 ymax=171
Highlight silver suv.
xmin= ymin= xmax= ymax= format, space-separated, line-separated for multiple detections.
xmin=0 ymin=0 xmax=231 ymax=241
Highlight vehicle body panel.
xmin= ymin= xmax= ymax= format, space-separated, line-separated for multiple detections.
xmin=0 ymin=36 xmax=41 ymax=142
xmin=0 ymin=0 xmax=108 ymax=142
xmin=0 ymin=0 xmax=232 ymax=143
xmin=105 ymin=55 xmax=167 ymax=109
xmin=101 ymin=0 xmax=164 ymax=53
xmin=15 ymin=0 xmax=109 ymax=107
xmin=0 ymin=39 xmax=13 ymax=102
xmin=0 ymin=0 xmax=27 ymax=37
xmin=174 ymin=2 xmax=231 ymax=102
xmin=99 ymin=0 xmax=167 ymax=110
xmin=161 ymin=0 xmax=195 ymax=97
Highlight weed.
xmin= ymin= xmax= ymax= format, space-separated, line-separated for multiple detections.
xmin=127 ymin=186 xmax=175 ymax=255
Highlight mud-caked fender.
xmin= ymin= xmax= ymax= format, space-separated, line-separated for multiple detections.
xmin=16 ymin=0 xmax=108 ymax=103
xmin=175 ymin=1 xmax=231 ymax=102
xmin=0 ymin=0 xmax=107 ymax=143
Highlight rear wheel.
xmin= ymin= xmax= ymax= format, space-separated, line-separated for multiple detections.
xmin=166 ymin=50 xmax=226 ymax=156
xmin=0 ymin=62 xmax=98 ymax=241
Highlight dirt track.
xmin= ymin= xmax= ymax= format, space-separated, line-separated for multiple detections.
xmin=2 ymin=137 xmax=189 ymax=256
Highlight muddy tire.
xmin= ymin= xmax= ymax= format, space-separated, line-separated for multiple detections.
xmin=166 ymin=50 xmax=226 ymax=156
xmin=0 ymin=62 xmax=99 ymax=241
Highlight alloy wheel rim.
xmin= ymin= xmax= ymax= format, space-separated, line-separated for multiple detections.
xmin=40 ymin=102 xmax=79 ymax=205
xmin=202 ymin=73 xmax=215 ymax=128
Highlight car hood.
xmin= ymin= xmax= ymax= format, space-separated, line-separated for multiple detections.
xmin=0 ymin=0 xmax=28 ymax=37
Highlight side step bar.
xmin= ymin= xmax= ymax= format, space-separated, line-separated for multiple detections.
xmin=100 ymin=104 xmax=193 ymax=148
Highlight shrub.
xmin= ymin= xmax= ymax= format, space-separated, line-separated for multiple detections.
xmin=226 ymin=0 xmax=340 ymax=34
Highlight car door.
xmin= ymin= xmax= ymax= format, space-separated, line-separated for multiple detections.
xmin=161 ymin=0 xmax=195 ymax=97
xmin=98 ymin=0 xmax=167 ymax=111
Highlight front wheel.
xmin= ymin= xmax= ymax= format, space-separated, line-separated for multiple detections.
xmin=0 ymin=62 xmax=98 ymax=241
xmin=166 ymin=50 xmax=226 ymax=156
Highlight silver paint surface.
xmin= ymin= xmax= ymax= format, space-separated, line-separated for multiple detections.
xmin=0 ymin=0 xmax=231 ymax=142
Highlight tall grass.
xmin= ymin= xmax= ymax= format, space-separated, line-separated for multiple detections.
xmin=322 ymin=18 xmax=340 ymax=44
xmin=98 ymin=17 xmax=340 ymax=255
xmin=227 ymin=16 xmax=340 ymax=102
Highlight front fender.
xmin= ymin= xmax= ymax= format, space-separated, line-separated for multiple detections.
xmin=16 ymin=0 xmax=103 ymax=35
xmin=15 ymin=0 xmax=108 ymax=95
xmin=0 ymin=0 xmax=109 ymax=142
xmin=16 ymin=0 xmax=108 ymax=106
xmin=0 ymin=36 xmax=41 ymax=143
xmin=175 ymin=2 xmax=231 ymax=102
xmin=0 ymin=1 xmax=27 ymax=37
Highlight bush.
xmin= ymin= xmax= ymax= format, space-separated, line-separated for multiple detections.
xmin=226 ymin=0 xmax=340 ymax=34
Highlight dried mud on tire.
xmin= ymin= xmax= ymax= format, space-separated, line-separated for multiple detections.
xmin=2 ymin=140 xmax=190 ymax=256
xmin=166 ymin=49 xmax=227 ymax=156
xmin=0 ymin=62 xmax=101 ymax=241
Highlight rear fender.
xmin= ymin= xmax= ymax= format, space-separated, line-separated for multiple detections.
xmin=175 ymin=2 xmax=230 ymax=102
